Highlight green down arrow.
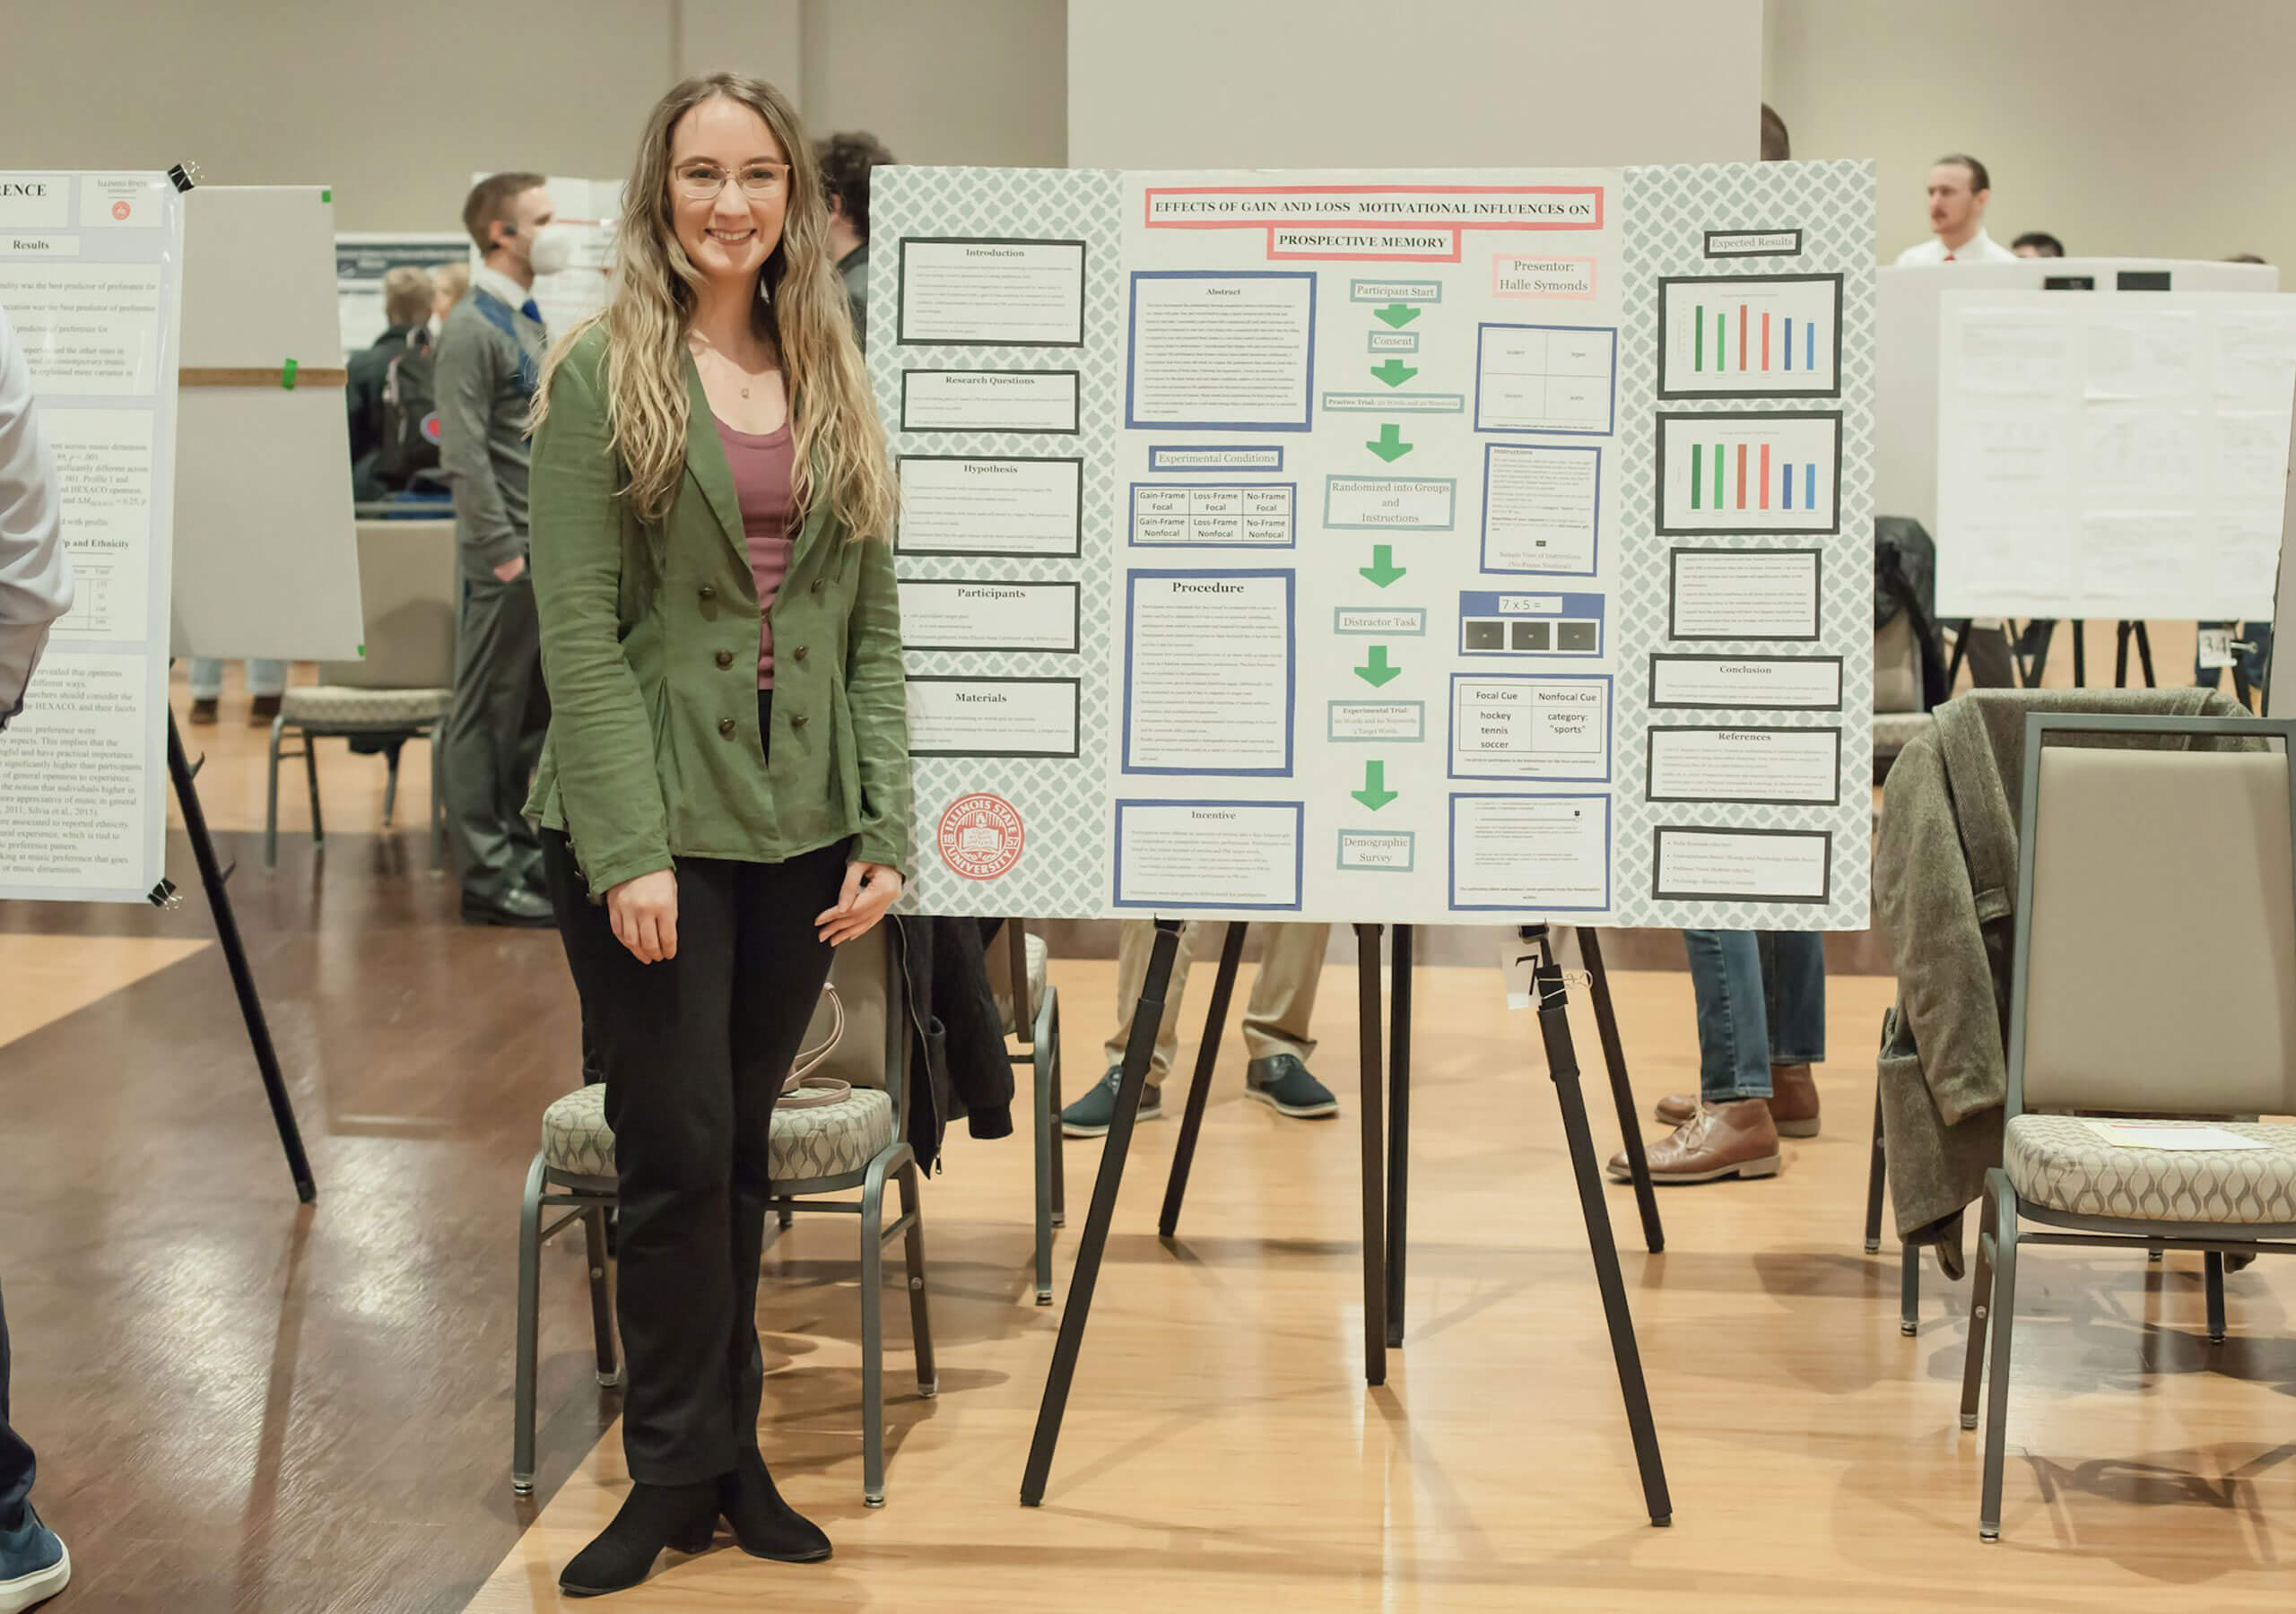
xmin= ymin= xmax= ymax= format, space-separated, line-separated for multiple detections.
xmin=1372 ymin=302 xmax=1422 ymax=328
xmin=1352 ymin=760 xmax=1397 ymax=811
xmin=1370 ymin=358 xmax=1419 ymax=386
xmin=1359 ymin=544 xmax=1406 ymax=587
xmin=1354 ymin=645 xmax=1401 ymax=687
xmin=1366 ymin=423 xmax=1413 ymax=463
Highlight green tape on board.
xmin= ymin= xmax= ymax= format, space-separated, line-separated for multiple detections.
xmin=356 ymin=644 xmax=367 ymax=658
xmin=281 ymin=359 xmax=298 ymax=389
xmin=321 ymin=187 xmax=332 ymax=203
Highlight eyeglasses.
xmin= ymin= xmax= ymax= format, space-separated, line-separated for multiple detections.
xmin=673 ymin=161 xmax=790 ymax=202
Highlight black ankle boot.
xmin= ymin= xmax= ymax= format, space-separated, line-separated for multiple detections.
xmin=718 ymin=1448 xmax=832 ymax=1563
xmin=559 ymin=1479 xmax=719 ymax=1597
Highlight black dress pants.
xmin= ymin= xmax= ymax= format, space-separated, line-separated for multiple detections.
xmin=541 ymin=811 xmax=848 ymax=1485
xmin=0 ymin=1276 xmax=33 ymax=1527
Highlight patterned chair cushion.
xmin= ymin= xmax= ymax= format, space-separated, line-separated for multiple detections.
xmin=2004 ymin=1114 xmax=2296 ymax=1224
xmin=542 ymin=1083 xmax=898 ymax=1184
xmin=280 ymin=685 xmax=452 ymax=729
xmin=542 ymin=1086 xmax=616 ymax=1177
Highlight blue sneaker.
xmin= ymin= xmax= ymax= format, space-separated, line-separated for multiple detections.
xmin=0 ymin=1505 xmax=70 ymax=1614
xmin=1060 ymin=1066 xmax=1161 ymax=1138
xmin=1246 ymin=1055 xmax=1339 ymax=1119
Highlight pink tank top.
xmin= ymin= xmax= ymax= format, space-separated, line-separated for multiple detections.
xmin=712 ymin=417 xmax=797 ymax=689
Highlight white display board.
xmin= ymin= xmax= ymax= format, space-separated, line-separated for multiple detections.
xmin=2271 ymin=366 xmax=2296 ymax=718
xmin=874 ymin=161 xmax=1876 ymax=928
xmin=0 ymin=170 xmax=183 ymax=902
xmin=1935 ymin=291 xmax=2296 ymax=620
xmin=1876 ymin=257 xmax=2275 ymax=539
xmin=335 ymin=230 xmax=466 ymax=357
xmin=170 ymin=186 xmax=362 ymax=663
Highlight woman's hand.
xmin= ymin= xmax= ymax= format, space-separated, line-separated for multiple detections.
xmin=606 ymin=868 xmax=679 ymax=962
xmin=817 ymin=862 xmax=901 ymax=946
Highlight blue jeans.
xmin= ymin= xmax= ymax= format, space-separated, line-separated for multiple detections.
xmin=187 ymin=657 xmax=287 ymax=699
xmin=1683 ymin=931 xmax=1826 ymax=1102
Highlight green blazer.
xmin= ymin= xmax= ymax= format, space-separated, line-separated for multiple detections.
xmin=522 ymin=325 xmax=912 ymax=898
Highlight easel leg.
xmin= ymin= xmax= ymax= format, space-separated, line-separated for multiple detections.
xmin=1534 ymin=956 xmax=1671 ymax=1525
xmin=167 ymin=712 xmax=317 ymax=1203
xmin=2115 ymin=620 xmax=2132 ymax=688
xmin=2073 ymin=621 xmax=2087 ymax=688
xmin=1159 ymin=922 xmax=1246 ymax=1238
xmin=1944 ymin=619 xmax=1971 ymax=690
xmin=1353 ymin=924 xmax=1387 ymax=1387
xmin=1578 ymin=930 xmax=1663 ymax=1254
xmin=1384 ymin=924 xmax=1411 ymax=1348
xmin=2023 ymin=620 xmax=2057 ymax=687
xmin=2134 ymin=621 xmax=2156 ymax=688
xmin=1022 ymin=916 xmax=1182 ymax=1506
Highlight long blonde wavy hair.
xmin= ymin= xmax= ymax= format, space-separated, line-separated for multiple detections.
xmin=534 ymin=72 xmax=895 ymax=542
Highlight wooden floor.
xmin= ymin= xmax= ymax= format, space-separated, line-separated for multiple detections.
xmin=0 ymin=664 xmax=2289 ymax=1612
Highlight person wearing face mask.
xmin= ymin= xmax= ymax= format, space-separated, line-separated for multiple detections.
xmin=437 ymin=171 xmax=571 ymax=926
xmin=525 ymin=73 xmax=908 ymax=1595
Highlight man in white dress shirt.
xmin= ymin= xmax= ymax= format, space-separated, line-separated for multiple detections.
xmin=1893 ymin=154 xmax=2018 ymax=265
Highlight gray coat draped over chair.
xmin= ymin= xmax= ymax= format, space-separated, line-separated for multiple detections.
xmin=1874 ymin=686 xmax=2251 ymax=1243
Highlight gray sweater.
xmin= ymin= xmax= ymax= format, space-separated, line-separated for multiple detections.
xmin=1875 ymin=686 xmax=2250 ymax=1242
xmin=436 ymin=289 xmax=550 ymax=580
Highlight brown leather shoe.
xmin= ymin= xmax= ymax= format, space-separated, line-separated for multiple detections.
xmin=1656 ymin=1063 xmax=1818 ymax=1134
xmin=1608 ymin=1098 xmax=1781 ymax=1184
xmin=1769 ymin=1063 xmax=1819 ymax=1137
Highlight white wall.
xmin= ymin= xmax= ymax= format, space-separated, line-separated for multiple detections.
xmin=802 ymin=0 xmax=1065 ymax=167
xmin=1068 ymin=0 xmax=1759 ymax=169
xmin=7 ymin=0 xmax=672 ymax=232
xmin=1765 ymin=0 xmax=2296 ymax=266
xmin=4 ymin=0 xmax=1062 ymax=232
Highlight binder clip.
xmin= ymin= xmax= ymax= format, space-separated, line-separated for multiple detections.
xmin=167 ymin=161 xmax=201 ymax=194
xmin=147 ymin=877 xmax=183 ymax=910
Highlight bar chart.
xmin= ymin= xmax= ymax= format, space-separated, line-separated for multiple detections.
xmin=1657 ymin=410 xmax=1842 ymax=534
xmin=1657 ymin=273 xmax=1843 ymax=399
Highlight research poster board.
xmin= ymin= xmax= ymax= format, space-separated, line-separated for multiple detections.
xmin=335 ymin=230 xmax=466 ymax=357
xmin=1935 ymin=291 xmax=2296 ymax=620
xmin=873 ymin=161 xmax=1876 ymax=928
xmin=0 ymin=170 xmax=183 ymax=902
xmin=1875 ymin=257 xmax=2274 ymax=541
xmin=170 ymin=186 xmax=363 ymax=664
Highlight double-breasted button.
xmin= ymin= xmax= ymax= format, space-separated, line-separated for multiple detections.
xmin=790 ymin=713 xmax=809 ymax=730
xmin=718 ymin=716 xmax=736 ymax=737
xmin=810 ymin=578 xmax=823 ymax=593
xmin=715 ymin=649 xmax=735 ymax=668
xmin=792 ymin=645 xmax=807 ymax=663
xmin=699 ymin=583 xmax=717 ymax=601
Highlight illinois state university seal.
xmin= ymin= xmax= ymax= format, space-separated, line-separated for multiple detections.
xmin=937 ymin=794 xmax=1024 ymax=881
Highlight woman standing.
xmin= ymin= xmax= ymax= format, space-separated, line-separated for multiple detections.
xmin=525 ymin=72 xmax=909 ymax=1596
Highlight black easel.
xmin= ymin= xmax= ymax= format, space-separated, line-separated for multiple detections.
xmin=2112 ymin=620 xmax=2156 ymax=688
xmin=1159 ymin=923 xmax=1663 ymax=1267
xmin=165 ymin=709 xmax=317 ymax=1202
xmin=1022 ymin=916 xmax=1670 ymax=1526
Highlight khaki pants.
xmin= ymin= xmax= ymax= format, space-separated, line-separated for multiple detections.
xmin=1101 ymin=921 xmax=1328 ymax=1086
